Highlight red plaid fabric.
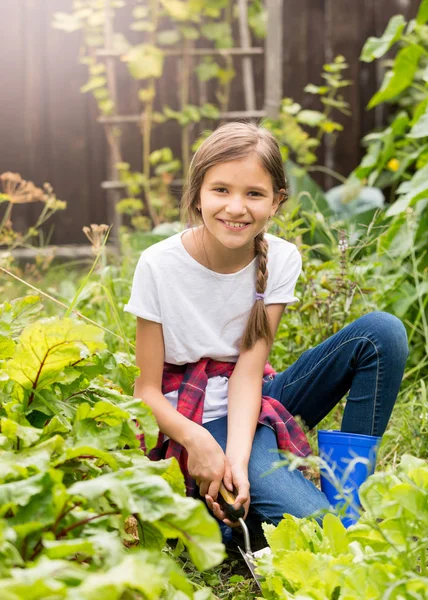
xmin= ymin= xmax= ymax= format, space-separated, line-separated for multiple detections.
xmin=138 ymin=358 xmax=312 ymax=496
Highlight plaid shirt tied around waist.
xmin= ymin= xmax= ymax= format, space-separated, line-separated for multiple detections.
xmin=137 ymin=358 xmax=312 ymax=496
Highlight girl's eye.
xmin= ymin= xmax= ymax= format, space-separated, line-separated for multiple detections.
xmin=248 ymin=191 xmax=263 ymax=197
xmin=214 ymin=187 xmax=228 ymax=193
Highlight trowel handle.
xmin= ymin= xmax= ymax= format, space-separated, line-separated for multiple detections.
xmin=217 ymin=482 xmax=245 ymax=521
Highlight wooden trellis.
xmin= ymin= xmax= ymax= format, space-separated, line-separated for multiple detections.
xmin=97 ymin=0 xmax=283 ymax=242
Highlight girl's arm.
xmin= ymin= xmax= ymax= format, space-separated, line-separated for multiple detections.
xmin=226 ymin=303 xmax=286 ymax=465
xmin=209 ymin=304 xmax=285 ymax=516
xmin=134 ymin=317 xmax=229 ymax=499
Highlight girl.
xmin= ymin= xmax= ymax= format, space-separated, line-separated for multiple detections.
xmin=124 ymin=122 xmax=408 ymax=535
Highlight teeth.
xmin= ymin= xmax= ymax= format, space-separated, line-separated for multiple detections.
xmin=223 ymin=221 xmax=246 ymax=228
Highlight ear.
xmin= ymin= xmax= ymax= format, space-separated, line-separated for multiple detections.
xmin=271 ymin=189 xmax=285 ymax=216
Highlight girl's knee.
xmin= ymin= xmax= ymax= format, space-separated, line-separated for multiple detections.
xmin=356 ymin=311 xmax=409 ymax=362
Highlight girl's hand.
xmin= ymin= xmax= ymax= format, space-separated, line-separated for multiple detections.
xmin=205 ymin=460 xmax=251 ymax=527
xmin=185 ymin=428 xmax=227 ymax=500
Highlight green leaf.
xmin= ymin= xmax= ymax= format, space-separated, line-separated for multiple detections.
xmin=200 ymin=103 xmax=220 ymax=119
xmin=304 ymin=84 xmax=329 ymax=95
xmin=296 ymin=110 xmax=326 ymax=127
xmin=125 ymin=44 xmax=164 ymax=80
xmin=157 ymin=29 xmax=181 ymax=45
xmin=417 ymin=0 xmax=428 ymax=24
xmin=5 ymin=318 xmax=105 ymax=392
xmin=160 ymin=0 xmax=191 ymax=21
xmin=75 ymin=400 xmax=129 ymax=426
xmin=0 ymin=418 xmax=42 ymax=448
xmin=409 ymin=105 xmax=428 ymax=138
xmin=201 ymin=23 xmax=233 ymax=48
xmin=368 ymin=45 xmax=424 ymax=109
xmin=194 ymin=59 xmax=220 ymax=82
xmin=155 ymin=497 xmax=224 ymax=571
xmin=55 ymin=445 xmax=119 ymax=470
xmin=360 ymin=15 xmax=406 ymax=62
xmin=0 ymin=295 xmax=42 ymax=337
xmin=322 ymin=513 xmax=348 ymax=553
xmin=75 ymin=552 xmax=181 ymax=599
xmin=43 ymin=537 xmax=95 ymax=559
xmin=180 ymin=25 xmax=199 ymax=40
xmin=80 ymin=76 xmax=107 ymax=93
xmin=0 ymin=335 xmax=15 ymax=359
xmin=42 ymin=414 xmax=71 ymax=438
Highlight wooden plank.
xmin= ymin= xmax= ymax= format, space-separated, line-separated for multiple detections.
xmin=238 ymin=0 xmax=256 ymax=111
xmin=98 ymin=110 xmax=267 ymax=124
xmin=0 ymin=0 xmax=29 ymax=234
xmin=265 ymin=0 xmax=283 ymax=118
xmin=282 ymin=0 xmax=309 ymax=102
xmin=97 ymin=47 xmax=263 ymax=57
xmin=358 ymin=0 xmax=377 ymax=144
xmin=306 ymin=0 xmax=327 ymax=189
xmin=325 ymin=0 xmax=362 ymax=182
xmin=22 ymin=0 xmax=52 ymax=232
xmin=44 ymin=0 xmax=92 ymax=245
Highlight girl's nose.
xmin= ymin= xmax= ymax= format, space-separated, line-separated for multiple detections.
xmin=225 ymin=195 xmax=247 ymax=215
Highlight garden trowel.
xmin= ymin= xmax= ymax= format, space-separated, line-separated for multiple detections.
xmin=218 ymin=483 xmax=271 ymax=591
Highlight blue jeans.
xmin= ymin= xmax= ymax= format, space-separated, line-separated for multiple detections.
xmin=203 ymin=311 xmax=409 ymax=533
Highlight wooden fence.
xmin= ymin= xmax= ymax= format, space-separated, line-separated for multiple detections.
xmin=0 ymin=0 xmax=420 ymax=245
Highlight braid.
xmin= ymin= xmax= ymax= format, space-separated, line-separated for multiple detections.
xmin=254 ymin=233 xmax=268 ymax=296
xmin=240 ymin=231 xmax=274 ymax=351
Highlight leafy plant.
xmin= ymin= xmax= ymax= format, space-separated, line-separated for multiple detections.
xmin=0 ymin=296 xmax=224 ymax=598
xmin=256 ymin=454 xmax=428 ymax=599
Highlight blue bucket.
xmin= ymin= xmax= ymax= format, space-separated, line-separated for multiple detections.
xmin=317 ymin=430 xmax=381 ymax=528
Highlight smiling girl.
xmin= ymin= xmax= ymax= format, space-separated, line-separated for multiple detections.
xmin=124 ymin=122 xmax=408 ymax=537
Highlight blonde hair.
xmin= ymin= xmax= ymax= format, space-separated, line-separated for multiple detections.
xmin=181 ymin=121 xmax=288 ymax=351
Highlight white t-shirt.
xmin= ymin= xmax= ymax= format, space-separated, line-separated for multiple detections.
xmin=124 ymin=230 xmax=302 ymax=423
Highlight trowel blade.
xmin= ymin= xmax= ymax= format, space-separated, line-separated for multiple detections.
xmin=238 ymin=545 xmax=269 ymax=591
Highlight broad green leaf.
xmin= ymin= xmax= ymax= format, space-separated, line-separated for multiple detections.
xmin=194 ymin=59 xmax=220 ymax=82
xmin=0 ymin=472 xmax=48 ymax=511
xmin=409 ymin=105 xmax=428 ymax=138
xmin=180 ymin=25 xmax=199 ymax=40
xmin=360 ymin=15 xmax=405 ymax=62
xmin=387 ymin=161 xmax=428 ymax=215
xmin=0 ymin=435 xmax=64 ymax=482
xmin=54 ymin=445 xmax=119 ymax=471
xmin=201 ymin=22 xmax=233 ymax=48
xmin=322 ymin=513 xmax=348 ymax=554
xmin=0 ymin=296 xmax=42 ymax=337
xmin=155 ymin=497 xmax=224 ymax=571
xmin=157 ymin=29 xmax=181 ymax=45
xmin=43 ymin=537 xmax=95 ymax=559
xmin=120 ymin=398 xmax=158 ymax=452
xmin=264 ymin=514 xmax=312 ymax=553
xmin=160 ymin=0 xmax=191 ymax=21
xmin=0 ymin=335 xmax=14 ymax=359
xmin=73 ymin=419 xmax=124 ymax=450
xmin=0 ymin=418 xmax=42 ymax=448
xmin=368 ymin=45 xmax=424 ymax=108
xmin=296 ymin=110 xmax=326 ymax=127
xmin=42 ymin=414 xmax=71 ymax=438
xmin=417 ymin=0 xmax=428 ymax=24
xmin=80 ymin=76 xmax=107 ymax=93
xmin=71 ymin=552 xmax=180 ymax=600
xmin=5 ymin=318 xmax=105 ymax=391
xmin=125 ymin=44 xmax=164 ymax=80
xmin=75 ymin=400 xmax=129 ymax=425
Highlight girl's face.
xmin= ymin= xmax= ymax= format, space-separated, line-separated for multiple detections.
xmin=197 ymin=153 xmax=283 ymax=252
